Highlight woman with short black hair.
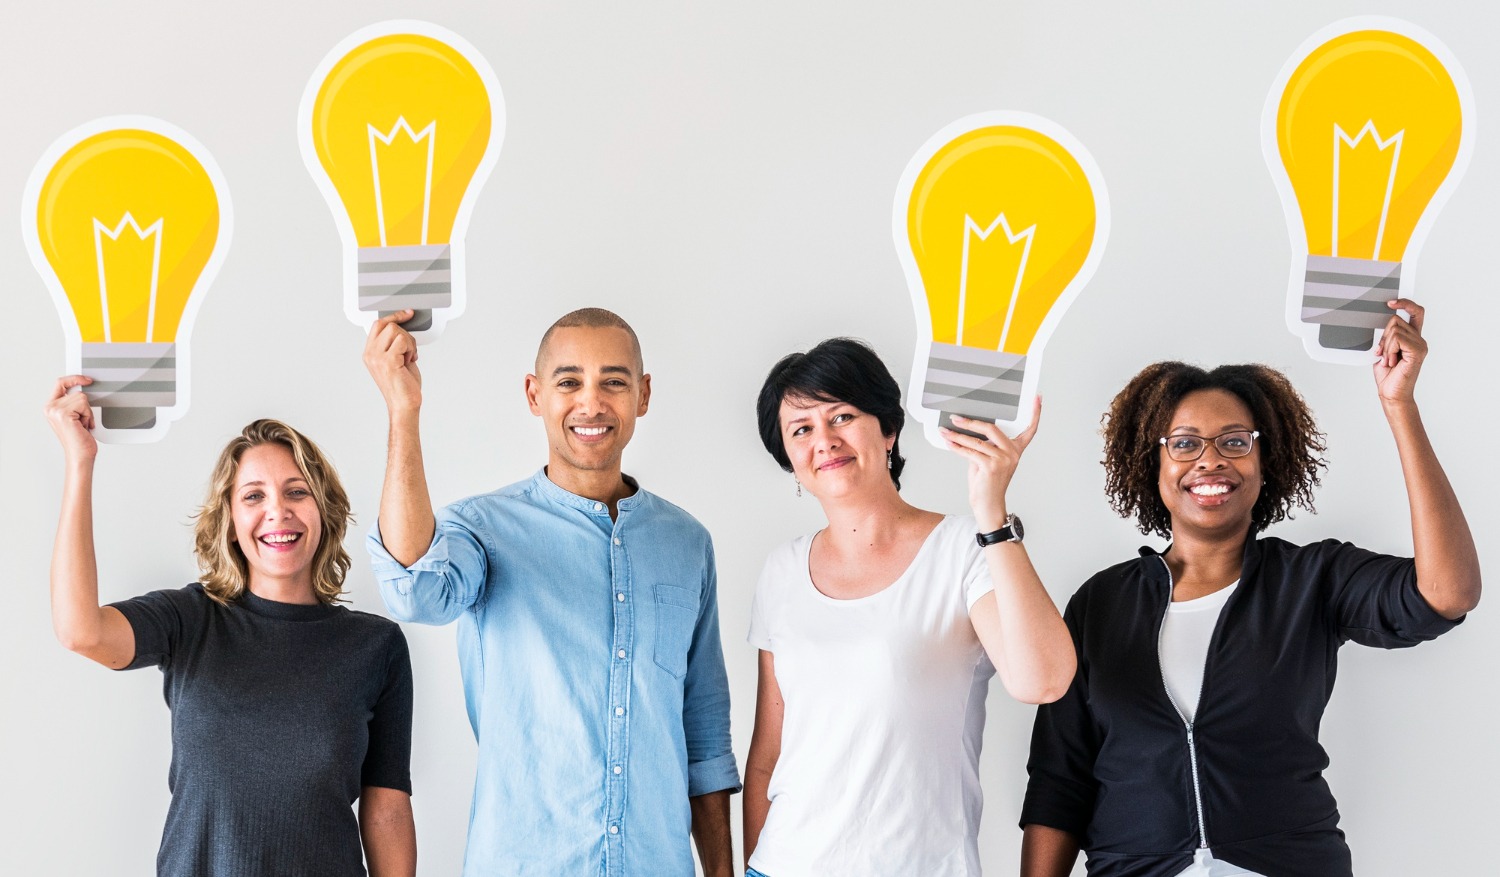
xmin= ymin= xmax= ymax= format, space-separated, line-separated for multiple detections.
xmin=1021 ymin=300 xmax=1480 ymax=877
xmin=743 ymin=338 xmax=1075 ymax=877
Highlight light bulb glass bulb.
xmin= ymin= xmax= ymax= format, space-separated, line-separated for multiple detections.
xmin=301 ymin=20 xmax=504 ymax=341
xmin=895 ymin=113 xmax=1108 ymax=445
xmin=24 ymin=117 xmax=230 ymax=442
xmin=1265 ymin=17 xmax=1473 ymax=361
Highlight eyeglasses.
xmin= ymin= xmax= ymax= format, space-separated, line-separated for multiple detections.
xmin=1158 ymin=430 xmax=1259 ymax=462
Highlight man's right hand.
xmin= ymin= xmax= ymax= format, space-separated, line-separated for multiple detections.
xmin=364 ymin=310 xmax=423 ymax=415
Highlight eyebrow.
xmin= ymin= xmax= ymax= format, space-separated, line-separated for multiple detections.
xmin=550 ymin=365 xmax=634 ymax=378
xmin=1167 ymin=423 xmax=1253 ymax=434
xmin=237 ymin=477 xmax=310 ymax=489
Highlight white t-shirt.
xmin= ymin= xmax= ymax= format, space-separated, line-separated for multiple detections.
xmin=1160 ymin=582 xmax=1237 ymax=723
xmin=746 ymin=515 xmax=996 ymax=877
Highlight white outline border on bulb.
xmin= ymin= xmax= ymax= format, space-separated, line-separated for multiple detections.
xmin=1261 ymin=16 xmax=1477 ymax=367
xmin=298 ymin=19 xmax=507 ymax=346
xmin=893 ymin=111 xmax=1111 ymax=448
xmin=21 ymin=115 xmax=233 ymax=446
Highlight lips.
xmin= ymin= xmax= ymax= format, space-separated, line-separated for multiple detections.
xmin=258 ymin=531 xmax=303 ymax=550
xmin=1185 ymin=476 xmax=1237 ymax=506
xmin=817 ymin=455 xmax=854 ymax=472
xmin=569 ymin=423 xmax=613 ymax=443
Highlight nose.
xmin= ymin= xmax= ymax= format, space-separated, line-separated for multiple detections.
xmin=1196 ymin=443 xmax=1230 ymax=467
xmin=811 ymin=421 xmax=841 ymax=454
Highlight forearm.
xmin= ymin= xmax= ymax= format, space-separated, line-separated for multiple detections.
xmin=979 ymin=544 xmax=1076 ymax=704
xmin=689 ymin=789 xmax=734 ymax=877
xmin=1020 ymin=824 xmax=1081 ymax=877
xmin=741 ymin=752 xmax=774 ymax=864
xmin=50 ymin=460 xmax=103 ymax=648
xmin=1384 ymin=399 xmax=1480 ymax=617
xmin=360 ymin=789 xmax=416 ymax=877
xmin=378 ymin=411 xmax=436 ymax=567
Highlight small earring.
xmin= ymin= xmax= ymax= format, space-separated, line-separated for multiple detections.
xmin=886 ymin=449 xmax=893 ymax=470
xmin=795 ymin=478 xmax=802 ymax=497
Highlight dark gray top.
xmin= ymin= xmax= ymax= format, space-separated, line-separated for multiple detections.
xmin=112 ymin=584 xmax=413 ymax=877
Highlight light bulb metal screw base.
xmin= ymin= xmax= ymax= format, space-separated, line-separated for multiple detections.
xmin=358 ymin=244 xmax=452 ymax=332
xmin=81 ymin=342 xmax=175 ymax=430
xmin=1302 ymin=254 xmax=1400 ymax=351
xmin=922 ymin=342 xmax=1025 ymax=431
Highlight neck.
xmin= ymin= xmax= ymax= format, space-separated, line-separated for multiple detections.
xmin=1164 ymin=525 xmax=1250 ymax=585
xmin=546 ymin=464 xmax=634 ymax=515
xmin=816 ymin=483 xmax=919 ymax=551
xmin=248 ymin=576 xmax=319 ymax=605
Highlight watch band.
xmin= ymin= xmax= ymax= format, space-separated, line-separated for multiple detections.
xmin=976 ymin=513 xmax=1023 ymax=547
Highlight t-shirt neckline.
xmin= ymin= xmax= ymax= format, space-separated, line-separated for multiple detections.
xmin=802 ymin=515 xmax=950 ymax=605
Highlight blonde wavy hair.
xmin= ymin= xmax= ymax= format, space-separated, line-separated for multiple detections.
xmin=193 ymin=419 xmax=353 ymax=605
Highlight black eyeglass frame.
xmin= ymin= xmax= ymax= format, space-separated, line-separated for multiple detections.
xmin=1157 ymin=430 xmax=1261 ymax=462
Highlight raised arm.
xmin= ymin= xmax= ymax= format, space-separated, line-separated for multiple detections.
xmin=1374 ymin=300 xmax=1480 ymax=619
xmin=45 ymin=376 xmax=135 ymax=668
xmin=364 ymin=310 xmax=435 ymax=567
xmin=941 ymin=401 xmax=1075 ymax=704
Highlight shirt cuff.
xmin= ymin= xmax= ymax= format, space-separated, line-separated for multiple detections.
xmin=366 ymin=520 xmax=448 ymax=588
xmin=687 ymin=753 xmax=742 ymax=797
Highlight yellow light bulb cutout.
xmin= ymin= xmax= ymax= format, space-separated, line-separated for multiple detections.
xmin=896 ymin=114 xmax=1108 ymax=442
xmin=302 ymin=21 xmax=503 ymax=340
xmin=24 ymin=118 xmax=229 ymax=441
xmin=1267 ymin=18 xmax=1472 ymax=358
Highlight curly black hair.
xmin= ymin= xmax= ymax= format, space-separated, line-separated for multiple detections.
xmin=1101 ymin=362 xmax=1327 ymax=538
xmin=756 ymin=338 xmax=908 ymax=490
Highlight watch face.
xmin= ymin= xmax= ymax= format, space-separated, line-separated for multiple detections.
xmin=1010 ymin=515 xmax=1024 ymax=541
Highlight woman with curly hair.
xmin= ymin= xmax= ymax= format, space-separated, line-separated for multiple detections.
xmin=43 ymin=387 xmax=416 ymax=877
xmin=1019 ymin=300 xmax=1479 ymax=877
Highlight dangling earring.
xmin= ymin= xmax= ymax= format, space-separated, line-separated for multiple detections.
xmin=886 ymin=449 xmax=893 ymax=470
xmin=795 ymin=478 xmax=802 ymax=497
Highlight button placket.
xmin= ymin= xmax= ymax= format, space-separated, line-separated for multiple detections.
xmin=603 ymin=515 xmax=632 ymax=875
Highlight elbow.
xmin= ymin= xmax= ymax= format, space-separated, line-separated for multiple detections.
xmin=1009 ymin=681 xmax=1071 ymax=706
xmin=1425 ymin=574 xmax=1482 ymax=620
xmin=54 ymin=624 xmax=99 ymax=657
xmin=1004 ymin=658 xmax=1077 ymax=706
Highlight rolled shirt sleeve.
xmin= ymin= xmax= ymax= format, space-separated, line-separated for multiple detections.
xmin=368 ymin=501 xmax=491 ymax=626
xmin=682 ymin=539 xmax=742 ymax=797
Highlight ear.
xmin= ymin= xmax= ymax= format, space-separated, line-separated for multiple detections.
xmin=636 ymin=373 xmax=651 ymax=417
xmin=524 ymin=374 xmax=542 ymax=415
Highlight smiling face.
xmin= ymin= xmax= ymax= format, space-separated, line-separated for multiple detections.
xmin=229 ymin=443 xmax=323 ymax=597
xmin=526 ymin=326 xmax=650 ymax=492
xmin=1158 ymin=388 xmax=1262 ymax=542
xmin=778 ymin=394 xmax=894 ymax=502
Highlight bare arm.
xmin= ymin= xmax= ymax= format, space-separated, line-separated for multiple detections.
xmin=689 ymin=790 xmax=734 ymax=877
xmin=1374 ymin=300 xmax=1480 ymax=619
xmin=742 ymin=649 xmax=784 ymax=868
xmin=943 ymin=403 xmax=1076 ymax=704
xmin=1020 ymin=824 xmax=1081 ymax=877
xmin=364 ymin=311 xmax=435 ymax=567
xmin=46 ymin=376 xmax=135 ymax=668
xmin=359 ymin=786 xmax=416 ymax=877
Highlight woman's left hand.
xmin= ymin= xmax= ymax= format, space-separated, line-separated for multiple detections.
xmin=940 ymin=396 xmax=1041 ymax=531
xmin=1374 ymin=298 xmax=1427 ymax=405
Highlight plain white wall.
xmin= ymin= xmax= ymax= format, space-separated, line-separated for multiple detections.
xmin=2 ymin=1 xmax=1496 ymax=874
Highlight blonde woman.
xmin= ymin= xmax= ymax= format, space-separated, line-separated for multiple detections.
xmin=45 ymin=376 xmax=416 ymax=877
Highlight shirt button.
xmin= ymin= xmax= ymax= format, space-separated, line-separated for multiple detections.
xmin=613 ymin=765 xmax=622 ymax=775
xmin=617 ymin=649 xmax=627 ymax=659
xmin=614 ymin=537 xmax=621 ymax=545
xmin=595 ymin=502 xmax=605 ymax=512
xmin=609 ymin=825 xmax=619 ymax=835
xmin=615 ymin=706 xmax=624 ymax=716
xmin=617 ymin=593 xmax=625 ymax=602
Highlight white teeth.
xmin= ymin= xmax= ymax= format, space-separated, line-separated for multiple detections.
xmin=1190 ymin=483 xmax=1230 ymax=496
xmin=573 ymin=426 xmax=607 ymax=436
xmin=262 ymin=533 xmax=300 ymax=544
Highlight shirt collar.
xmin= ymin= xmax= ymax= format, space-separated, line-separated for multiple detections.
xmin=1139 ymin=535 xmax=1262 ymax=583
xmin=531 ymin=467 xmax=645 ymax=515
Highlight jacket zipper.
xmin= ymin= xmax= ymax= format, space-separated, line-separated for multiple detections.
xmin=1155 ymin=556 xmax=1210 ymax=850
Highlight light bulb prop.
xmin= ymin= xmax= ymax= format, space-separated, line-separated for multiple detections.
xmin=895 ymin=113 xmax=1109 ymax=447
xmin=23 ymin=117 xmax=231 ymax=444
xmin=301 ymin=20 xmax=504 ymax=343
xmin=1264 ymin=17 xmax=1474 ymax=364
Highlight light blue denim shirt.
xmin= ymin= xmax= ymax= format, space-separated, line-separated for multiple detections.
xmin=368 ymin=469 xmax=740 ymax=877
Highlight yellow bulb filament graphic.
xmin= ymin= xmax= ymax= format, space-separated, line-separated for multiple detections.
xmin=34 ymin=131 xmax=219 ymax=344
xmin=1277 ymin=30 xmax=1462 ymax=262
xmin=310 ymin=34 xmax=492 ymax=249
xmin=908 ymin=127 xmax=1097 ymax=356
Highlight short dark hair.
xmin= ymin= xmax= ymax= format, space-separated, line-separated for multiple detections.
xmin=1101 ymin=361 xmax=1327 ymax=538
xmin=536 ymin=307 xmax=643 ymax=374
xmin=756 ymin=338 xmax=908 ymax=489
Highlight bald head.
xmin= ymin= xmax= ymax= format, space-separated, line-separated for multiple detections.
xmin=535 ymin=308 xmax=644 ymax=375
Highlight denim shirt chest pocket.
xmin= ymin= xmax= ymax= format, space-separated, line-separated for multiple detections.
xmin=653 ymin=582 xmax=700 ymax=678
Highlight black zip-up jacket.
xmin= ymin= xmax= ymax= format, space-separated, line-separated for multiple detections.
xmin=1021 ymin=536 xmax=1462 ymax=877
